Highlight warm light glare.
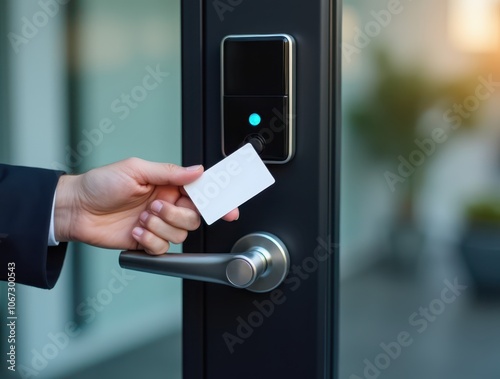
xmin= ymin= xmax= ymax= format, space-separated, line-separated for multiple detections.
xmin=448 ymin=0 xmax=500 ymax=53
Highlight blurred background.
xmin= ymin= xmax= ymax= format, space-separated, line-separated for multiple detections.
xmin=0 ymin=0 xmax=499 ymax=378
xmin=341 ymin=0 xmax=500 ymax=378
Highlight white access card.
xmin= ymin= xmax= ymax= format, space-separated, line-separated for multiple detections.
xmin=184 ymin=144 xmax=275 ymax=225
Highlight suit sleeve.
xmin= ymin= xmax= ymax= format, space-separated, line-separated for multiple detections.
xmin=0 ymin=164 xmax=68 ymax=289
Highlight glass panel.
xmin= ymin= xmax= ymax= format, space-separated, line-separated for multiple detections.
xmin=65 ymin=1 xmax=183 ymax=378
xmin=340 ymin=1 xmax=500 ymax=378
xmin=3 ymin=2 xmax=76 ymax=379
xmin=0 ymin=2 xmax=9 ymax=163
xmin=0 ymin=2 xmax=10 ymax=375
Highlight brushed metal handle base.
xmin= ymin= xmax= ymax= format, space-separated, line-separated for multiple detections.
xmin=231 ymin=232 xmax=290 ymax=293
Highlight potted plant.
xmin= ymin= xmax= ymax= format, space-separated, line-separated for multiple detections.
xmin=460 ymin=197 xmax=500 ymax=295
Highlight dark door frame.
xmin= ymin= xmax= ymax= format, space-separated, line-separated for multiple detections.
xmin=181 ymin=0 xmax=341 ymax=378
xmin=181 ymin=1 xmax=207 ymax=378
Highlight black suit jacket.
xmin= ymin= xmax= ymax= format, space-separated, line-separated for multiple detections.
xmin=0 ymin=164 xmax=67 ymax=289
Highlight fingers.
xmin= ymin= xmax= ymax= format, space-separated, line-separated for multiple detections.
xmin=125 ymin=158 xmax=204 ymax=186
xmin=139 ymin=212 xmax=188 ymax=243
xmin=175 ymin=195 xmax=199 ymax=213
xmin=176 ymin=195 xmax=240 ymax=223
xmin=222 ymin=208 xmax=240 ymax=222
xmin=132 ymin=227 xmax=170 ymax=255
xmin=150 ymin=200 xmax=201 ymax=231
xmin=131 ymin=200 xmax=201 ymax=255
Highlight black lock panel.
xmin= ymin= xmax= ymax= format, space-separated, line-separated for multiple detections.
xmin=224 ymin=96 xmax=289 ymax=161
xmin=223 ymin=38 xmax=288 ymax=96
xmin=222 ymin=34 xmax=295 ymax=163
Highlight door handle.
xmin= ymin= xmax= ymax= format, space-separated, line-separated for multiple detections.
xmin=119 ymin=232 xmax=290 ymax=293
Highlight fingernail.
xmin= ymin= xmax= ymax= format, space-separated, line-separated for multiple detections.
xmin=132 ymin=227 xmax=144 ymax=237
xmin=185 ymin=165 xmax=202 ymax=171
xmin=151 ymin=200 xmax=163 ymax=214
xmin=140 ymin=211 xmax=149 ymax=223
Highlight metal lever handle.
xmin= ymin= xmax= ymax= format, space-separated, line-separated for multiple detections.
xmin=119 ymin=232 xmax=290 ymax=293
xmin=119 ymin=249 xmax=268 ymax=288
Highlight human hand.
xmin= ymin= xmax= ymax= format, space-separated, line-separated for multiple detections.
xmin=54 ymin=158 xmax=239 ymax=255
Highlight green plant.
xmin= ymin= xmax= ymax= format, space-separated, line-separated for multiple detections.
xmin=349 ymin=48 xmax=480 ymax=160
xmin=465 ymin=198 xmax=500 ymax=225
xmin=348 ymin=47 xmax=484 ymax=224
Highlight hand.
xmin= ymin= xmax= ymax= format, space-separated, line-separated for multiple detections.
xmin=54 ymin=158 xmax=239 ymax=255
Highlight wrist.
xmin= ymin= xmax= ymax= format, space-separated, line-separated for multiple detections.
xmin=54 ymin=174 xmax=81 ymax=242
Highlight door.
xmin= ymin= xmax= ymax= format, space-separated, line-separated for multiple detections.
xmin=180 ymin=1 xmax=340 ymax=378
xmin=117 ymin=0 xmax=339 ymax=377
xmin=120 ymin=0 xmax=339 ymax=377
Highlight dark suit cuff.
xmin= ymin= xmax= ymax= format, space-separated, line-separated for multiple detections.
xmin=0 ymin=165 xmax=68 ymax=289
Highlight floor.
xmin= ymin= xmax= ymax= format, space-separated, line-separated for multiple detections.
xmin=339 ymin=247 xmax=500 ymax=379
xmin=60 ymin=247 xmax=500 ymax=379
xmin=60 ymin=332 xmax=182 ymax=379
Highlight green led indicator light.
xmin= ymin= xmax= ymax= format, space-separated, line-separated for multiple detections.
xmin=249 ymin=113 xmax=261 ymax=127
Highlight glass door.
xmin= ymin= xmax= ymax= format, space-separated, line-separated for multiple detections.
xmin=1 ymin=1 xmax=184 ymax=378
xmin=62 ymin=0 xmax=184 ymax=378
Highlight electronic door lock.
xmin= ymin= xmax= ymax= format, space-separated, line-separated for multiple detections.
xmin=221 ymin=34 xmax=296 ymax=164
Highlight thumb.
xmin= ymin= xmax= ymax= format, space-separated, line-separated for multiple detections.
xmin=129 ymin=159 xmax=204 ymax=186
